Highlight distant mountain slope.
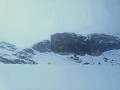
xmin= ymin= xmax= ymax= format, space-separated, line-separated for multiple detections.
xmin=0 ymin=41 xmax=37 ymax=64
xmin=0 ymin=33 xmax=120 ymax=65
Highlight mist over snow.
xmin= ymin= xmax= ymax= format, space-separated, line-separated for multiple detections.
xmin=0 ymin=0 xmax=120 ymax=89
xmin=0 ymin=0 xmax=120 ymax=48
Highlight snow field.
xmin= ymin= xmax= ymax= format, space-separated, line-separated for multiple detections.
xmin=0 ymin=65 xmax=120 ymax=90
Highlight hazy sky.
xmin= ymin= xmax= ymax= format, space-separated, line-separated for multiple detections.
xmin=0 ymin=0 xmax=120 ymax=48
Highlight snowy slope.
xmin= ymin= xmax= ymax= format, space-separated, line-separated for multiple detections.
xmin=0 ymin=40 xmax=120 ymax=65
xmin=0 ymin=41 xmax=18 ymax=60
xmin=0 ymin=41 xmax=37 ymax=64
xmin=0 ymin=42 xmax=120 ymax=90
xmin=32 ymin=49 xmax=120 ymax=65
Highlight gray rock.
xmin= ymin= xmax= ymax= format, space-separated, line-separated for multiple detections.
xmin=51 ymin=33 xmax=87 ymax=55
xmin=0 ymin=56 xmax=37 ymax=64
xmin=0 ymin=41 xmax=17 ymax=51
xmin=32 ymin=40 xmax=51 ymax=52
xmin=50 ymin=33 xmax=120 ymax=56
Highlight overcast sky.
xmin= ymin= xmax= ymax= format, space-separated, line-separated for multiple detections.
xmin=0 ymin=0 xmax=120 ymax=48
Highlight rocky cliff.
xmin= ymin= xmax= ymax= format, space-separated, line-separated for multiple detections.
xmin=51 ymin=33 xmax=87 ymax=55
xmin=50 ymin=33 xmax=120 ymax=56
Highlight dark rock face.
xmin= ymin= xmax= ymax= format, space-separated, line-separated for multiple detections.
xmin=86 ymin=35 xmax=101 ymax=56
xmin=51 ymin=33 xmax=87 ymax=55
xmin=14 ymin=50 xmax=32 ymax=60
xmin=0 ymin=56 xmax=37 ymax=64
xmin=0 ymin=56 xmax=13 ymax=64
xmin=51 ymin=33 xmax=120 ymax=56
xmin=88 ymin=33 xmax=120 ymax=53
xmin=0 ymin=41 xmax=17 ymax=51
xmin=12 ymin=48 xmax=37 ymax=64
xmin=23 ymin=48 xmax=35 ymax=55
xmin=32 ymin=40 xmax=51 ymax=52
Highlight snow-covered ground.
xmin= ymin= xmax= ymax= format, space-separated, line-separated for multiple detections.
xmin=0 ymin=65 xmax=120 ymax=90
xmin=0 ymin=41 xmax=120 ymax=90
xmin=0 ymin=50 xmax=120 ymax=90
xmin=32 ymin=49 xmax=120 ymax=65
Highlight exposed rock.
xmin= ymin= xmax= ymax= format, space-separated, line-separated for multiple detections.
xmin=0 ymin=41 xmax=38 ymax=64
xmin=50 ymin=33 xmax=120 ymax=56
xmin=88 ymin=33 xmax=120 ymax=53
xmin=32 ymin=40 xmax=51 ymax=52
xmin=12 ymin=59 xmax=27 ymax=64
xmin=0 ymin=41 xmax=17 ymax=51
xmin=0 ymin=56 xmax=37 ymax=64
xmin=86 ymin=38 xmax=100 ymax=56
xmin=98 ymin=62 xmax=101 ymax=65
xmin=0 ymin=56 xmax=13 ymax=64
xmin=103 ymin=57 xmax=108 ymax=62
xmin=23 ymin=48 xmax=35 ymax=55
xmin=67 ymin=54 xmax=82 ymax=63
xmin=51 ymin=33 xmax=87 ymax=55
xmin=31 ymin=33 xmax=120 ymax=56
xmin=13 ymin=48 xmax=37 ymax=64
xmin=83 ymin=62 xmax=90 ymax=65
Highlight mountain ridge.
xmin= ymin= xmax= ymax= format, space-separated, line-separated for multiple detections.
xmin=0 ymin=32 xmax=120 ymax=65
xmin=33 ymin=33 xmax=120 ymax=56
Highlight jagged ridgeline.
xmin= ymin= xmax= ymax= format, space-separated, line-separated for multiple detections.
xmin=0 ymin=32 xmax=120 ymax=64
xmin=33 ymin=33 xmax=120 ymax=56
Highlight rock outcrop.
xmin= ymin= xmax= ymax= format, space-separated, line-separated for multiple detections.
xmin=0 ymin=56 xmax=37 ymax=64
xmin=0 ymin=41 xmax=38 ymax=64
xmin=32 ymin=40 xmax=51 ymax=52
xmin=88 ymin=33 xmax=120 ymax=53
xmin=50 ymin=33 xmax=120 ymax=56
xmin=51 ymin=33 xmax=87 ymax=55
xmin=0 ymin=41 xmax=17 ymax=51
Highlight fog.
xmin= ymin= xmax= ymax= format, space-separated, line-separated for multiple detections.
xmin=0 ymin=0 xmax=120 ymax=48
